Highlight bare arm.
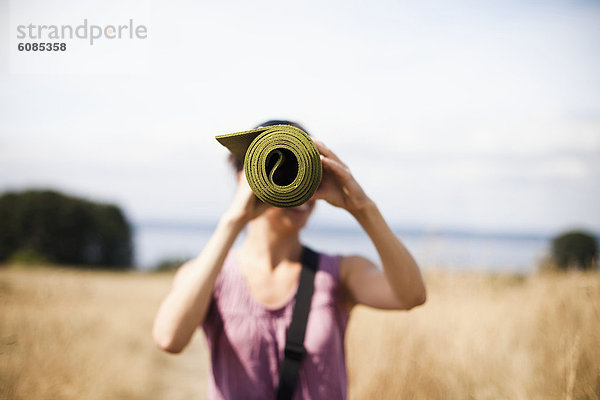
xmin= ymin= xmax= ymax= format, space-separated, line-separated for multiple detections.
xmin=342 ymin=201 xmax=426 ymax=310
xmin=313 ymin=140 xmax=426 ymax=310
xmin=152 ymin=173 xmax=268 ymax=353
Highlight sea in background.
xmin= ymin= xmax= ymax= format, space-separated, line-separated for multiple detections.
xmin=133 ymin=221 xmax=554 ymax=274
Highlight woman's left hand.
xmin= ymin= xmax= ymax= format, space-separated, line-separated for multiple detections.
xmin=313 ymin=139 xmax=426 ymax=312
xmin=312 ymin=139 xmax=372 ymax=214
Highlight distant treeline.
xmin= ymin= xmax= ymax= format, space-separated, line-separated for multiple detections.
xmin=0 ymin=189 xmax=132 ymax=268
xmin=552 ymin=230 xmax=598 ymax=271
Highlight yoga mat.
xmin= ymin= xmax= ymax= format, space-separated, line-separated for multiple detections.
xmin=216 ymin=125 xmax=322 ymax=208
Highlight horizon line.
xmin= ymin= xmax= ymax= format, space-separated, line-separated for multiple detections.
xmin=131 ymin=218 xmax=600 ymax=242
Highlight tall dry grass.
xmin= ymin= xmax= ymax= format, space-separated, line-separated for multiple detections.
xmin=0 ymin=267 xmax=209 ymax=400
xmin=1 ymin=266 xmax=599 ymax=399
xmin=347 ymin=271 xmax=600 ymax=399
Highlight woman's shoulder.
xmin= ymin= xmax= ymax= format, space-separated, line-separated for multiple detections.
xmin=313 ymin=251 xmax=375 ymax=286
xmin=310 ymin=247 xmax=343 ymax=280
xmin=210 ymin=250 xmax=243 ymax=298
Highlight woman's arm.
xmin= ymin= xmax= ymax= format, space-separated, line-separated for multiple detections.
xmin=152 ymin=173 xmax=268 ymax=353
xmin=343 ymin=201 xmax=426 ymax=310
xmin=313 ymin=140 xmax=426 ymax=311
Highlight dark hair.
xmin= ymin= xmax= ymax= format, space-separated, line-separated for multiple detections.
xmin=227 ymin=120 xmax=309 ymax=173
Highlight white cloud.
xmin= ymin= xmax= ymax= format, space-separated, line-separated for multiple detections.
xmin=1 ymin=0 xmax=599 ymax=233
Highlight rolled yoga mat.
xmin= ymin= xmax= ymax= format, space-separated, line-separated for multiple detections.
xmin=216 ymin=125 xmax=322 ymax=208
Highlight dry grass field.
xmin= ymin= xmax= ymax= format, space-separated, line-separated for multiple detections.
xmin=1 ymin=265 xmax=599 ymax=400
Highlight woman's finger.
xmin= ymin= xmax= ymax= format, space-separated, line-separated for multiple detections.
xmin=314 ymin=140 xmax=342 ymax=164
xmin=321 ymin=155 xmax=352 ymax=183
xmin=313 ymin=139 xmax=348 ymax=168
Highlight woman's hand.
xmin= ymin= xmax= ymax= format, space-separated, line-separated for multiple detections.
xmin=312 ymin=140 xmax=372 ymax=215
xmin=223 ymin=171 xmax=271 ymax=224
xmin=311 ymin=140 xmax=426 ymax=312
xmin=153 ymin=171 xmax=271 ymax=353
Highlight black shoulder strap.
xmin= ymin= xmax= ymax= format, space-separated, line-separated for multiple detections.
xmin=276 ymin=246 xmax=319 ymax=400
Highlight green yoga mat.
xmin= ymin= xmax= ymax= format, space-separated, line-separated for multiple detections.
xmin=216 ymin=125 xmax=322 ymax=208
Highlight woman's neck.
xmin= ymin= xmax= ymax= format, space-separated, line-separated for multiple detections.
xmin=239 ymin=218 xmax=302 ymax=270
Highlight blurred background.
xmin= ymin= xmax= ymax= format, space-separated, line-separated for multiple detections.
xmin=1 ymin=1 xmax=599 ymax=399
xmin=1 ymin=0 xmax=599 ymax=272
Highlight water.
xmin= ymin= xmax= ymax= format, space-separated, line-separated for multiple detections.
xmin=133 ymin=223 xmax=551 ymax=274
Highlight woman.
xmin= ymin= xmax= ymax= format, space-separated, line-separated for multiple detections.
xmin=152 ymin=121 xmax=427 ymax=400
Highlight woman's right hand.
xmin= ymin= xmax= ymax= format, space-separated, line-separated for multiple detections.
xmin=153 ymin=172 xmax=269 ymax=354
xmin=224 ymin=171 xmax=271 ymax=224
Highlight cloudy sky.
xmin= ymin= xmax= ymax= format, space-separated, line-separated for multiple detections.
xmin=1 ymin=0 xmax=599 ymax=235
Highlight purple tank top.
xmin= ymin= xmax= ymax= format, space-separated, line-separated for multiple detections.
xmin=202 ymin=249 xmax=350 ymax=400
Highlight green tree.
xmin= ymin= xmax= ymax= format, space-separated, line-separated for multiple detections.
xmin=551 ymin=230 xmax=598 ymax=270
xmin=0 ymin=189 xmax=133 ymax=268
